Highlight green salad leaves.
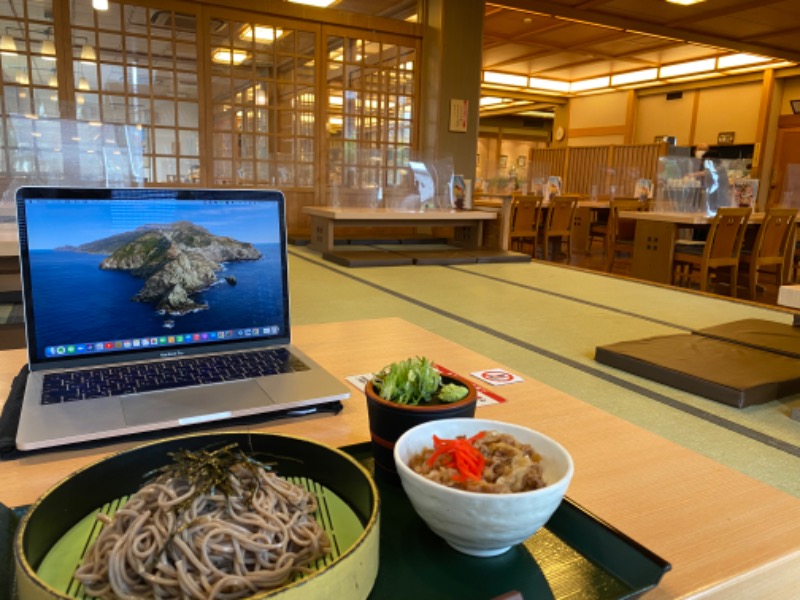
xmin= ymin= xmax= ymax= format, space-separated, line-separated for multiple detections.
xmin=372 ymin=356 xmax=469 ymax=405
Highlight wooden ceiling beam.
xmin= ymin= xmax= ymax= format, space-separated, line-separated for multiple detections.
xmin=665 ymin=0 xmax=785 ymax=28
xmin=491 ymin=0 xmax=800 ymax=62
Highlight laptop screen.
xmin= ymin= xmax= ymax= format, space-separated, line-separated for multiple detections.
xmin=16 ymin=188 xmax=290 ymax=370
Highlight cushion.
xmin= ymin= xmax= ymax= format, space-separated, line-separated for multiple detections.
xmin=693 ymin=319 xmax=800 ymax=359
xmin=595 ymin=334 xmax=800 ymax=408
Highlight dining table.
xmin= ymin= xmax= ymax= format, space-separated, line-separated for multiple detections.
xmin=2 ymin=317 xmax=800 ymax=598
xmin=620 ymin=210 xmax=769 ymax=284
xmin=473 ymin=193 xmax=609 ymax=253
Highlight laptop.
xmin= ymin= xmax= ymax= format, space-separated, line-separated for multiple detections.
xmin=14 ymin=187 xmax=350 ymax=451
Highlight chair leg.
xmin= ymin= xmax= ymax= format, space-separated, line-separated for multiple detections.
xmin=699 ymin=265 xmax=709 ymax=291
xmin=730 ymin=266 xmax=738 ymax=298
xmin=749 ymin=265 xmax=758 ymax=299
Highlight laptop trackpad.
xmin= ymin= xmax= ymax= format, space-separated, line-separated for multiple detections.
xmin=121 ymin=380 xmax=274 ymax=427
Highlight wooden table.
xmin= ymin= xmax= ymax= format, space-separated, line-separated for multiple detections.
xmin=2 ymin=318 xmax=800 ymax=598
xmin=303 ymin=207 xmax=497 ymax=253
xmin=621 ymin=210 xmax=767 ymax=284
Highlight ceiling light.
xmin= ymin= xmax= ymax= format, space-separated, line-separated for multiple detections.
xmin=479 ymin=96 xmax=505 ymax=106
xmin=41 ymin=39 xmax=56 ymax=60
xmin=570 ymin=76 xmax=610 ymax=92
xmin=483 ymin=71 xmax=528 ymax=87
xmin=528 ymin=77 xmax=570 ymax=92
xmin=725 ymin=60 xmax=795 ymax=74
xmin=239 ymin=25 xmax=285 ymax=43
xmin=92 ymin=0 xmax=109 ymax=10
xmin=78 ymin=77 xmax=90 ymax=90
xmin=611 ymin=68 xmax=658 ymax=86
xmin=211 ymin=48 xmax=250 ymax=65
xmin=80 ymin=44 xmax=96 ymax=63
xmin=659 ymin=58 xmax=715 ymax=78
xmin=666 ymin=0 xmax=706 ymax=5
xmin=717 ymin=53 xmax=770 ymax=69
xmin=664 ymin=72 xmax=724 ymax=83
xmin=287 ymin=0 xmax=337 ymax=7
xmin=0 ymin=34 xmax=17 ymax=55
xmin=48 ymin=73 xmax=58 ymax=87
xmin=519 ymin=110 xmax=555 ymax=119
xmin=256 ymin=89 xmax=267 ymax=105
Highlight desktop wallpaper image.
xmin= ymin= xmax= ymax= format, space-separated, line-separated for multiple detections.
xmin=25 ymin=200 xmax=286 ymax=355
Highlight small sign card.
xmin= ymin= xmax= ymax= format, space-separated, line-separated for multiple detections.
xmin=470 ymin=368 xmax=524 ymax=386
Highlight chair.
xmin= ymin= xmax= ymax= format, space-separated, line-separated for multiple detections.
xmin=672 ymin=207 xmax=751 ymax=297
xmin=508 ymin=195 xmax=543 ymax=257
xmin=586 ymin=195 xmax=611 ymax=255
xmin=738 ymin=207 xmax=797 ymax=299
xmin=605 ymin=199 xmax=648 ymax=273
xmin=540 ymin=196 xmax=578 ymax=261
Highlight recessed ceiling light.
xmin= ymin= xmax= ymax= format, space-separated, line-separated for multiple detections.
xmin=287 ymin=0 xmax=338 ymax=7
xmin=611 ymin=69 xmax=658 ymax=86
xmin=659 ymin=58 xmax=715 ymax=78
xmin=570 ymin=76 xmax=610 ymax=92
xmin=717 ymin=53 xmax=770 ymax=69
xmin=211 ymin=48 xmax=250 ymax=65
xmin=528 ymin=77 xmax=570 ymax=92
xmin=483 ymin=71 xmax=528 ymax=87
xmin=666 ymin=0 xmax=706 ymax=5
xmin=239 ymin=25 xmax=285 ymax=43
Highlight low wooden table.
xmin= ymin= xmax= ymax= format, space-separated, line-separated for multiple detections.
xmin=2 ymin=318 xmax=800 ymax=598
xmin=303 ymin=206 xmax=496 ymax=253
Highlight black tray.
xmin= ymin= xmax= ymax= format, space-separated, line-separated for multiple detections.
xmin=1 ymin=443 xmax=670 ymax=600
xmin=345 ymin=443 xmax=671 ymax=600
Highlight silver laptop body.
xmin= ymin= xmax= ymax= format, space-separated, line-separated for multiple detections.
xmin=15 ymin=187 xmax=349 ymax=450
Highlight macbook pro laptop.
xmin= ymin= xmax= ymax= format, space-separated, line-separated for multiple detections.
xmin=15 ymin=187 xmax=349 ymax=450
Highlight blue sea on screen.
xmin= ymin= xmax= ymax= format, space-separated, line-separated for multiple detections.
xmin=29 ymin=243 xmax=284 ymax=352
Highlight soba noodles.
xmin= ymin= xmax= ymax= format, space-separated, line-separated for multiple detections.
xmin=74 ymin=445 xmax=330 ymax=600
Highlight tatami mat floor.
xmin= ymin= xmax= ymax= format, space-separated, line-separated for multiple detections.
xmin=288 ymin=247 xmax=800 ymax=498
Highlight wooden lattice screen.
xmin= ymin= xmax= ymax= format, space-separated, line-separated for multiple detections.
xmin=528 ymin=143 xmax=667 ymax=198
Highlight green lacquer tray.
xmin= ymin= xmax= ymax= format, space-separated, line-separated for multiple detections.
xmin=346 ymin=444 xmax=671 ymax=600
xmin=1 ymin=442 xmax=670 ymax=600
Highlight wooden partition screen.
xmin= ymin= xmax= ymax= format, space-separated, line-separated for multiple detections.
xmin=528 ymin=148 xmax=567 ymax=186
xmin=529 ymin=143 xmax=667 ymax=198
xmin=564 ymin=146 xmax=609 ymax=196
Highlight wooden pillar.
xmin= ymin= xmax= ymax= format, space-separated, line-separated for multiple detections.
xmin=419 ymin=0 xmax=484 ymax=179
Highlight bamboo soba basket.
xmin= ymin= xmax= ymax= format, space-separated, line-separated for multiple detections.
xmin=14 ymin=432 xmax=380 ymax=600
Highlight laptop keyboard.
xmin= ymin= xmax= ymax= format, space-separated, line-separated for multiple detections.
xmin=41 ymin=348 xmax=309 ymax=404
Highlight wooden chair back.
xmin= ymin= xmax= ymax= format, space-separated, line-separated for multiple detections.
xmin=509 ymin=195 xmax=544 ymax=256
xmin=610 ymin=199 xmax=647 ymax=242
xmin=542 ymin=196 xmax=579 ymax=261
xmin=752 ymin=207 xmax=797 ymax=262
xmin=705 ymin=207 xmax=752 ymax=264
xmin=510 ymin=195 xmax=543 ymax=234
xmin=741 ymin=207 xmax=797 ymax=297
xmin=545 ymin=197 xmax=578 ymax=236
xmin=606 ymin=199 xmax=647 ymax=272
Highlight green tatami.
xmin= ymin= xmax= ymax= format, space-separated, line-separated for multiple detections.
xmin=288 ymin=247 xmax=800 ymax=498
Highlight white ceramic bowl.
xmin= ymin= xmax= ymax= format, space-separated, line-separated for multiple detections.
xmin=394 ymin=418 xmax=574 ymax=557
